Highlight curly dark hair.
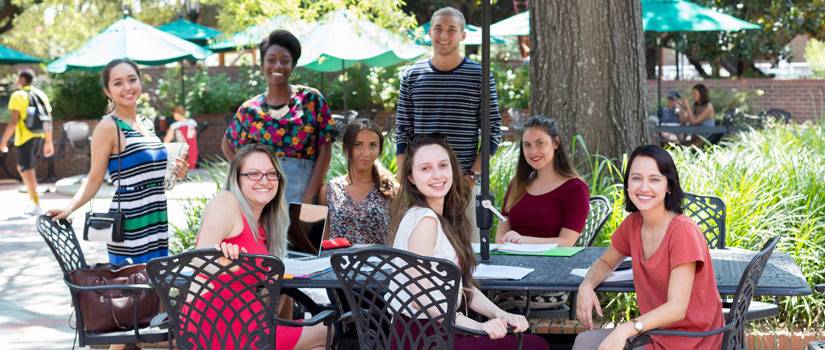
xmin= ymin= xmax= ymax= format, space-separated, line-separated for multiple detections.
xmin=259 ymin=29 xmax=301 ymax=67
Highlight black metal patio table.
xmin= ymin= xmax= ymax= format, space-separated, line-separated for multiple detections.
xmin=283 ymin=247 xmax=812 ymax=297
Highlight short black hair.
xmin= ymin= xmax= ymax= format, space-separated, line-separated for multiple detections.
xmin=259 ymin=29 xmax=301 ymax=67
xmin=623 ymin=145 xmax=684 ymax=214
xmin=18 ymin=69 xmax=35 ymax=85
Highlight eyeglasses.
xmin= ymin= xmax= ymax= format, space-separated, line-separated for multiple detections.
xmin=240 ymin=171 xmax=281 ymax=181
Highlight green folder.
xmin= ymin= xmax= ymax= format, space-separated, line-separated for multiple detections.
xmin=492 ymin=246 xmax=584 ymax=257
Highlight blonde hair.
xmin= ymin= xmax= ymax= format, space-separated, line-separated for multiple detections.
xmin=225 ymin=144 xmax=289 ymax=257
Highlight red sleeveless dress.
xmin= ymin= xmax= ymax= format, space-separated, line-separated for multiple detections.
xmin=183 ymin=219 xmax=303 ymax=349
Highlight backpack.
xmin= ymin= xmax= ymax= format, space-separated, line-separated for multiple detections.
xmin=24 ymin=88 xmax=51 ymax=133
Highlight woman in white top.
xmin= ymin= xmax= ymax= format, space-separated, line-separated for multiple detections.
xmin=392 ymin=134 xmax=549 ymax=350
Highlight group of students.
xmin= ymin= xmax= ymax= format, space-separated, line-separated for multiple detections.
xmin=37 ymin=5 xmax=724 ymax=350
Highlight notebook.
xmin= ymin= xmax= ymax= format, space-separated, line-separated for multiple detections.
xmin=285 ymin=203 xmax=329 ymax=261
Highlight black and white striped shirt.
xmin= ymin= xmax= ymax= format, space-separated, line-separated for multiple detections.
xmin=395 ymin=58 xmax=502 ymax=171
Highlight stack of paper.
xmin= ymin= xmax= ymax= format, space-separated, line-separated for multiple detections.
xmin=497 ymin=243 xmax=558 ymax=254
xmin=283 ymin=257 xmax=332 ymax=278
xmin=570 ymin=267 xmax=634 ymax=282
xmin=472 ymin=264 xmax=535 ymax=280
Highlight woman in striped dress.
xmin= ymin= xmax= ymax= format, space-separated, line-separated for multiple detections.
xmin=48 ymin=59 xmax=188 ymax=265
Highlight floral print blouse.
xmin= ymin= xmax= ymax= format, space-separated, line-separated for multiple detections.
xmin=225 ymin=85 xmax=337 ymax=160
xmin=326 ymin=176 xmax=391 ymax=244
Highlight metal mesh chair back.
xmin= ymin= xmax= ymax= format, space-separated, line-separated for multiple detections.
xmin=683 ymin=192 xmax=726 ymax=249
xmin=576 ymin=196 xmax=613 ymax=247
xmin=723 ymin=237 xmax=780 ymax=349
xmin=146 ymin=249 xmax=285 ymax=350
xmin=331 ymin=247 xmax=463 ymax=350
xmin=36 ymin=215 xmax=89 ymax=276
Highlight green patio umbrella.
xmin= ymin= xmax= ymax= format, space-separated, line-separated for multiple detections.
xmin=0 ymin=44 xmax=43 ymax=64
xmin=297 ymin=10 xmax=426 ymax=72
xmin=413 ymin=21 xmax=506 ymax=46
xmin=208 ymin=16 xmax=309 ymax=53
xmin=490 ymin=11 xmax=529 ymax=37
xmin=298 ymin=10 xmax=427 ymax=109
xmin=158 ymin=17 xmax=222 ymax=46
xmin=47 ymin=16 xmax=212 ymax=73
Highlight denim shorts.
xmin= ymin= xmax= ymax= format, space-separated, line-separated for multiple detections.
xmin=278 ymin=156 xmax=315 ymax=204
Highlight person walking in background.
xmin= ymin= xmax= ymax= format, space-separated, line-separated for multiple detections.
xmin=1 ymin=69 xmax=54 ymax=215
xmin=395 ymin=6 xmax=502 ymax=241
xmin=191 ymin=144 xmax=328 ymax=350
xmin=222 ymin=29 xmax=337 ymax=204
xmin=391 ymin=134 xmax=548 ymax=350
xmin=47 ymin=59 xmax=188 ymax=266
xmin=319 ymin=119 xmax=397 ymax=245
xmin=163 ymin=105 xmax=199 ymax=169
xmin=573 ymin=145 xmax=723 ymax=350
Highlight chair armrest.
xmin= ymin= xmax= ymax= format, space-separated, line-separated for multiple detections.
xmin=338 ymin=311 xmax=353 ymax=324
xmin=278 ymin=309 xmax=336 ymax=327
xmin=815 ymin=283 xmax=824 ymax=293
xmin=625 ymin=323 xmax=732 ymax=349
xmin=64 ymin=280 xmax=155 ymax=294
xmin=451 ymin=323 xmax=487 ymax=337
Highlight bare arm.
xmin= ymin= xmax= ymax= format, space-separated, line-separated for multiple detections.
xmin=500 ymin=227 xmax=580 ymax=246
xmin=47 ymin=119 xmax=117 ymax=219
xmin=597 ymin=263 xmax=697 ymax=349
xmin=395 ymin=154 xmax=406 ymax=183
xmin=576 ymin=245 xmax=625 ymax=329
xmin=302 ymin=142 xmax=331 ymax=203
xmin=163 ymin=127 xmax=175 ymax=143
xmin=196 ymin=191 xmax=242 ymax=249
xmin=0 ymin=110 xmax=18 ymax=152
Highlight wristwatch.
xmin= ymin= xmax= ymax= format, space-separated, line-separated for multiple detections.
xmin=632 ymin=318 xmax=645 ymax=333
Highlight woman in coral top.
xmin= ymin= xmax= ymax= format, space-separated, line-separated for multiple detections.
xmin=192 ymin=144 xmax=328 ymax=350
xmin=573 ymin=145 xmax=723 ymax=350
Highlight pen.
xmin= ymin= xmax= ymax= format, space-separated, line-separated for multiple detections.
xmin=283 ymin=273 xmax=294 ymax=280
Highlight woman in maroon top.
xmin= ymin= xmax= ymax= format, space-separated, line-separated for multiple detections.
xmin=573 ymin=145 xmax=723 ymax=350
xmin=496 ymin=115 xmax=590 ymax=246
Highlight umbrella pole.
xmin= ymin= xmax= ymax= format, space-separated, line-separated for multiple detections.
xmin=478 ymin=0 xmax=493 ymax=263
xmin=657 ymin=36 xmax=663 ymax=126
xmin=342 ymin=60 xmax=348 ymax=111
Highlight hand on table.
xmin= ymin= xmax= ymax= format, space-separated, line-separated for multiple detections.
xmin=497 ymin=230 xmax=524 ymax=244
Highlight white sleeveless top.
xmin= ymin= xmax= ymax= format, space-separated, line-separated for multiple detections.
xmin=390 ymin=207 xmax=461 ymax=318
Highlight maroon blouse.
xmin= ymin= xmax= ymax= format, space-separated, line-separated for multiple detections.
xmin=502 ymin=178 xmax=590 ymax=238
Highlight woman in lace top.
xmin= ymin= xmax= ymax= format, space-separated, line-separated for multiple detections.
xmin=319 ymin=119 xmax=397 ymax=244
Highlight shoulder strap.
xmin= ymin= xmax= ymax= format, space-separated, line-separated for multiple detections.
xmin=111 ymin=115 xmax=123 ymax=213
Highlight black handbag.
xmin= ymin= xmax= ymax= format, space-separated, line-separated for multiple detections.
xmin=83 ymin=116 xmax=125 ymax=243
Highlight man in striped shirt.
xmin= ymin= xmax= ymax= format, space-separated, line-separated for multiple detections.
xmin=396 ymin=7 xmax=502 ymax=239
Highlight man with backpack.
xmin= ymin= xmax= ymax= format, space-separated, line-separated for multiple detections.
xmin=1 ymin=69 xmax=54 ymax=215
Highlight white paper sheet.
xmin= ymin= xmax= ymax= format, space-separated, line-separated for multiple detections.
xmin=283 ymin=257 xmax=331 ymax=277
xmin=497 ymin=243 xmax=558 ymax=253
xmin=570 ymin=267 xmax=634 ymax=282
xmin=472 ymin=264 xmax=535 ymax=280
xmin=471 ymin=243 xmax=501 ymax=254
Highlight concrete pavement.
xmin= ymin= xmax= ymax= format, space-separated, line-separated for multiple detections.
xmin=0 ymin=171 xmax=217 ymax=349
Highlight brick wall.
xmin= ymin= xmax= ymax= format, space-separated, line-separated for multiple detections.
xmin=645 ymin=79 xmax=825 ymax=123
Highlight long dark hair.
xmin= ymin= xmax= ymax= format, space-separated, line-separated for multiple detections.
xmin=623 ymin=145 xmax=684 ymax=214
xmin=392 ymin=134 xmax=477 ymax=291
xmin=506 ymin=115 xmax=578 ymax=211
xmin=341 ymin=119 xmax=397 ymax=199
xmin=692 ymin=83 xmax=710 ymax=106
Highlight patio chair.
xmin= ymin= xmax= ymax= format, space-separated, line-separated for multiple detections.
xmin=145 ymin=249 xmax=335 ymax=350
xmin=683 ymin=192 xmax=779 ymax=321
xmin=330 ymin=247 xmax=522 ymax=350
xmin=35 ymin=215 xmax=168 ymax=348
xmin=624 ymin=236 xmax=781 ymax=350
xmin=497 ymin=196 xmax=614 ymax=321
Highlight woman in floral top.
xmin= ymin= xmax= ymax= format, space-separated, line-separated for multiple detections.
xmin=222 ymin=29 xmax=337 ymax=204
xmin=319 ymin=119 xmax=398 ymax=244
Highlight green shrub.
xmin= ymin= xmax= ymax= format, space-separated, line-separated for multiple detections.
xmin=157 ymin=66 xmax=266 ymax=116
xmin=805 ymin=38 xmax=825 ymax=78
xmin=49 ymin=71 xmax=108 ymax=120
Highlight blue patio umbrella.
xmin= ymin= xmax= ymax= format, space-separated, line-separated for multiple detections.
xmin=412 ymin=21 xmax=506 ymax=46
xmin=0 ymin=44 xmax=43 ymax=64
xmin=47 ymin=16 xmax=212 ymax=73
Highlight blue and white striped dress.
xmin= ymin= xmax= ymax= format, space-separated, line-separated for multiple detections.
xmin=107 ymin=116 xmax=169 ymax=265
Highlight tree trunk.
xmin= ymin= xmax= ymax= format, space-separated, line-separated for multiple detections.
xmin=529 ymin=0 xmax=648 ymax=161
